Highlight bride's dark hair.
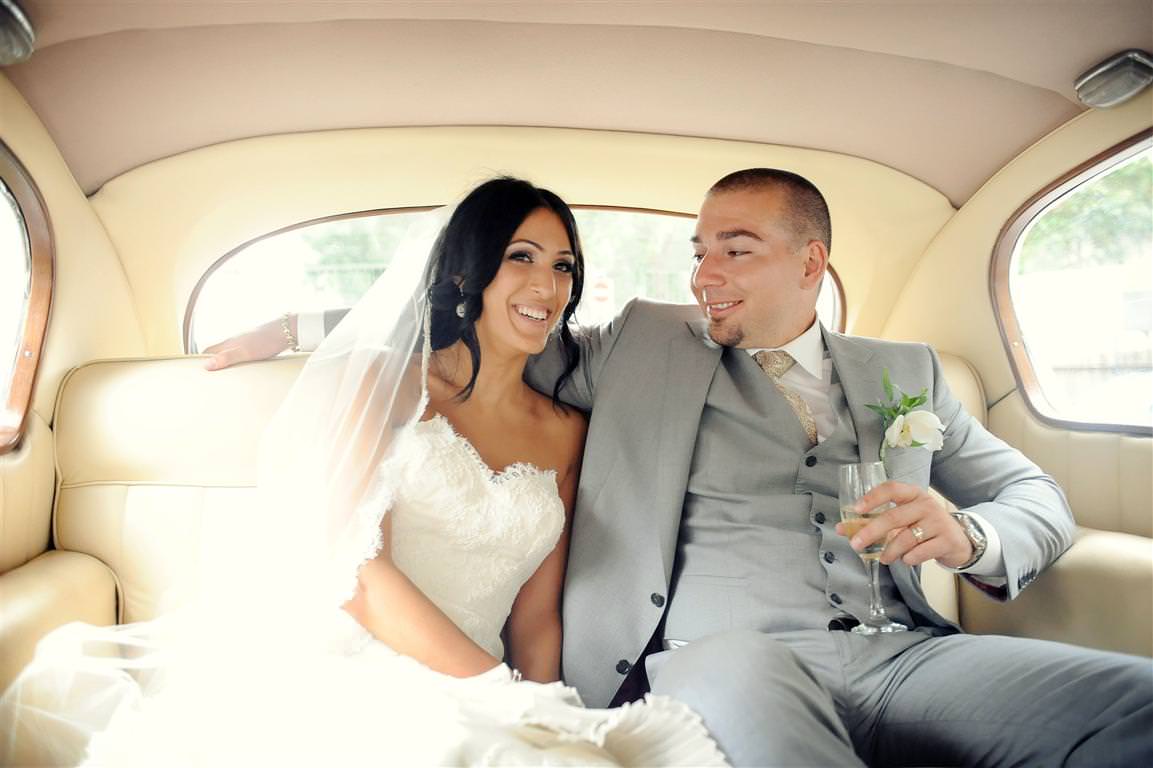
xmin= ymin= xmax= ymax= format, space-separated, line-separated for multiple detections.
xmin=425 ymin=177 xmax=585 ymax=405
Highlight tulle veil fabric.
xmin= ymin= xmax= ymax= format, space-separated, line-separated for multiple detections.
xmin=0 ymin=209 xmax=450 ymax=765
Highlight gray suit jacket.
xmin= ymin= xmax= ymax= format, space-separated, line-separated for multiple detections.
xmin=527 ymin=299 xmax=1073 ymax=708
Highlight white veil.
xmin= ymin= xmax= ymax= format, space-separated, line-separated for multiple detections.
xmin=236 ymin=207 xmax=447 ymax=637
xmin=0 ymin=208 xmax=450 ymax=765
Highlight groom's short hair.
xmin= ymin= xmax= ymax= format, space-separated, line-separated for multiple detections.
xmin=709 ymin=168 xmax=831 ymax=254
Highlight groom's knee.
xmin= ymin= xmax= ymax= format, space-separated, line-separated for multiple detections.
xmin=649 ymin=631 xmax=859 ymax=767
xmin=650 ymin=630 xmax=823 ymax=708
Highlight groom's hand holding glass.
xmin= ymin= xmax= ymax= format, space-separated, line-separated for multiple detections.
xmin=836 ymin=480 xmax=974 ymax=569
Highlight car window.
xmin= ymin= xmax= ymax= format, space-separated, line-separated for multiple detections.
xmin=188 ymin=207 xmax=845 ymax=351
xmin=0 ymin=179 xmax=28 ymax=406
xmin=996 ymin=138 xmax=1151 ymax=432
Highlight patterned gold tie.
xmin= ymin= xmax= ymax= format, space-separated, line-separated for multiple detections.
xmin=754 ymin=350 xmax=819 ymax=446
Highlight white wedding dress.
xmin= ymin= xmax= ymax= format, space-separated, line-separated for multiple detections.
xmin=9 ymin=414 xmax=725 ymax=767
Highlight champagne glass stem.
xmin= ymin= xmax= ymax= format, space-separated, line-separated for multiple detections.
xmin=867 ymin=558 xmax=888 ymax=625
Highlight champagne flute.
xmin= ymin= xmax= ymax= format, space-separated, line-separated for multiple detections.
xmin=838 ymin=461 xmax=907 ymax=635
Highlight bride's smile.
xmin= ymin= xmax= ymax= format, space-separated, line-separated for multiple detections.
xmin=477 ymin=207 xmax=576 ymax=356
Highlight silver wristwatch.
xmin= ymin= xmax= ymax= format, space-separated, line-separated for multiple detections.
xmin=950 ymin=511 xmax=987 ymax=570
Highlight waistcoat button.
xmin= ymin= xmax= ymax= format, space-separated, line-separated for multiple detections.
xmin=814 ymin=512 xmax=826 ymax=525
xmin=650 ymin=593 xmax=666 ymax=608
xmin=823 ymin=551 xmax=836 ymax=564
xmin=616 ymin=659 xmax=632 ymax=675
xmin=830 ymin=592 xmax=843 ymax=605
xmin=805 ymin=456 xmax=818 ymax=467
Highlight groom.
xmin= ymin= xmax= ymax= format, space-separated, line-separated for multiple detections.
xmin=526 ymin=170 xmax=1151 ymax=766
xmin=208 ymin=169 xmax=1152 ymax=766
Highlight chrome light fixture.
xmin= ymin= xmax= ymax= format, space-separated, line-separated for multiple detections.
xmin=0 ymin=0 xmax=34 ymax=66
xmin=1075 ymin=49 xmax=1153 ymax=108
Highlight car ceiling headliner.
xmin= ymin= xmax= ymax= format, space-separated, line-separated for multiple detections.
xmin=6 ymin=0 xmax=1152 ymax=204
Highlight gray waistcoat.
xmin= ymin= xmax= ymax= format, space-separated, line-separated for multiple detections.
xmin=664 ymin=349 xmax=914 ymax=641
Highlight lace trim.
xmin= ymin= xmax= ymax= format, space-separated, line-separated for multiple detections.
xmin=418 ymin=413 xmax=558 ymax=486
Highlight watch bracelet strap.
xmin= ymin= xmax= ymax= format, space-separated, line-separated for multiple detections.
xmin=950 ymin=511 xmax=987 ymax=570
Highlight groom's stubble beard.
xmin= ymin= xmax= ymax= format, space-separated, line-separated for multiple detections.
xmin=705 ymin=317 xmax=745 ymax=349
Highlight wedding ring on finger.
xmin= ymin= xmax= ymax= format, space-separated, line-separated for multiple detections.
xmin=910 ymin=525 xmax=927 ymax=543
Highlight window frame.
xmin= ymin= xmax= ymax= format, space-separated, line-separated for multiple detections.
xmin=183 ymin=206 xmax=434 ymax=352
xmin=990 ymin=129 xmax=1152 ymax=437
xmin=184 ymin=204 xmax=847 ymax=353
xmin=0 ymin=140 xmax=54 ymax=455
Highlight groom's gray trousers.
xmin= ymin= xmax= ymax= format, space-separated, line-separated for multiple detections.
xmin=647 ymin=628 xmax=1153 ymax=767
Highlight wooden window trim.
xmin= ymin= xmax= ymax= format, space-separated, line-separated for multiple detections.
xmin=989 ymin=129 xmax=1152 ymax=437
xmin=184 ymin=204 xmax=850 ymax=351
xmin=0 ymin=141 xmax=54 ymax=455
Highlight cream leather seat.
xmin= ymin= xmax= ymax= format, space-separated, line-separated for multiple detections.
xmin=51 ymin=355 xmax=306 ymax=626
xmin=1 ymin=350 xmax=1147 ymax=695
xmin=0 ymin=356 xmax=305 ymax=691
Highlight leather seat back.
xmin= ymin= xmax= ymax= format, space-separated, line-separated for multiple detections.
xmin=53 ymin=356 xmax=305 ymax=622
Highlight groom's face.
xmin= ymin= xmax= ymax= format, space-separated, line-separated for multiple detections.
xmin=691 ymin=187 xmax=824 ymax=349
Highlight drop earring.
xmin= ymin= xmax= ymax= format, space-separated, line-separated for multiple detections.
xmin=455 ymin=301 xmax=467 ymax=319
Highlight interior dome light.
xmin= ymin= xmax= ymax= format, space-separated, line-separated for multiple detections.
xmin=0 ymin=0 xmax=34 ymax=66
xmin=1075 ymin=49 xmax=1153 ymax=108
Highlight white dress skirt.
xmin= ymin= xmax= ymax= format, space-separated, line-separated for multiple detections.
xmin=3 ymin=415 xmax=726 ymax=767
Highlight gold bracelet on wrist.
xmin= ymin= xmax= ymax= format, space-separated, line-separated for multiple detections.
xmin=280 ymin=313 xmax=300 ymax=352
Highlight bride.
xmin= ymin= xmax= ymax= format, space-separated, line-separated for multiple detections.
xmin=1 ymin=177 xmax=725 ymax=766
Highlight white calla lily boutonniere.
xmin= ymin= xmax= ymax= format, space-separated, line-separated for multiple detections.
xmin=866 ymin=368 xmax=945 ymax=460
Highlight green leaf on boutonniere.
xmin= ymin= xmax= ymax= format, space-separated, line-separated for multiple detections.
xmin=874 ymin=369 xmax=941 ymax=461
xmin=894 ymin=391 xmax=922 ymax=410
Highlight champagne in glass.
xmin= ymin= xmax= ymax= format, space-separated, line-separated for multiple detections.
xmin=838 ymin=461 xmax=907 ymax=635
xmin=837 ymin=517 xmax=884 ymax=560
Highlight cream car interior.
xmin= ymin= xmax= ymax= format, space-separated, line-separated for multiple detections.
xmin=0 ymin=0 xmax=1150 ymax=706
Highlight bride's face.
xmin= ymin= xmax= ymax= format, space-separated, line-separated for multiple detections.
xmin=476 ymin=207 xmax=576 ymax=356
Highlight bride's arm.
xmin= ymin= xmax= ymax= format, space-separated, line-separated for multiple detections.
xmin=506 ymin=417 xmax=585 ymax=683
xmin=344 ymin=515 xmax=501 ymax=678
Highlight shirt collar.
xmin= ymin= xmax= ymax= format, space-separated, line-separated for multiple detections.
xmin=745 ymin=318 xmax=826 ymax=380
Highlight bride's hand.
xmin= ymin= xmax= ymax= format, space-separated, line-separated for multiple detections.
xmin=203 ymin=315 xmax=295 ymax=370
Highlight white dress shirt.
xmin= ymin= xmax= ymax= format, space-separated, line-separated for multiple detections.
xmin=746 ymin=319 xmax=1005 ymax=579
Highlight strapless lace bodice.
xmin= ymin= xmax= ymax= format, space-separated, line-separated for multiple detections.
xmin=381 ymin=414 xmax=565 ymax=659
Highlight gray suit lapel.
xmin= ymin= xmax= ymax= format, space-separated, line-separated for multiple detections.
xmin=652 ymin=319 xmax=723 ymax=581
xmin=822 ymin=328 xmax=882 ymax=464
